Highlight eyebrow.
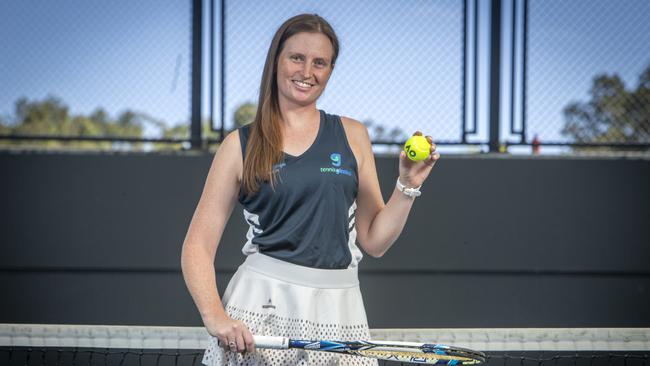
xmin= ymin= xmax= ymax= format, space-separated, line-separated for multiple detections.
xmin=287 ymin=51 xmax=331 ymax=63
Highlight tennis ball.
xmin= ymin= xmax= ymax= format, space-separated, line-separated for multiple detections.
xmin=403 ymin=135 xmax=431 ymax=162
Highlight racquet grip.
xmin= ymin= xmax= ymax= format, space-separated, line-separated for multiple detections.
xmin=253 ymin=335 xmax=289 ymax=349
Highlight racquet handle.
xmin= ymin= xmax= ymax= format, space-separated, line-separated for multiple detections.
xmin=253 ymin=335 xmax=289 ymax=349
xmin=217 ymin=336 xmax=289 ymax=349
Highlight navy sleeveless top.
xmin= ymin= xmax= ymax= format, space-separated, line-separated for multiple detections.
xmin=237 ymin=110 xmax=363 ymax=269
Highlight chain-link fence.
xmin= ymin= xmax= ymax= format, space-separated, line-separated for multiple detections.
xmin=0 ymin=0 xmax=192 ymax=150
xmin=2 ymin=0 xmax=648 ymax=152
xmin=507 ymin=0 xmax=650 ymax=149
xmin=217 ymin=0 xmax=465 ymax=145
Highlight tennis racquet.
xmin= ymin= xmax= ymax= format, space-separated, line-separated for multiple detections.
xmin=252 ymin=335 xmax=486 ymax=365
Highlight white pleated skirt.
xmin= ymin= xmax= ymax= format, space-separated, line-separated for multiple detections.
xmin=202 ymin=253 xmax=377 ymax=366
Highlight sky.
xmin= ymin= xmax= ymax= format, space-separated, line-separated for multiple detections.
xmin=1 ymin=0 xmax=649 ymax=150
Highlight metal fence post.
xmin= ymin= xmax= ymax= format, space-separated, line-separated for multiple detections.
xmin=191 ymin=0 xmax=203 ymax=150
xmin=489 ymin=0 xmax=502 ymax=152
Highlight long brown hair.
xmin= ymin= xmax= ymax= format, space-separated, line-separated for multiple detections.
xmin=242 ymin=14 xmax=339 ymax=195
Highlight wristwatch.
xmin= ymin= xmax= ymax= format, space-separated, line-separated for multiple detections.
xmin=396 ymin=178 xmax=421 ymax=198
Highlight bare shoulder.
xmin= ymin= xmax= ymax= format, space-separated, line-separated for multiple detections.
xmin=220 ymin=129 xmax=241 ymax=152
xmin=340 ymin=116 xmax=371 ymax=147
xmin=340 ymin=116 xmax=372 ymax=168
xmin=340 ymin=116 xmax=368 ymax=137
xmin=211 ymin=129 xmax=243 ymax=181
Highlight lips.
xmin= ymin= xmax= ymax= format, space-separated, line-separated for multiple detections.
xmin=292 ymin=79 xmax=314 ymax=89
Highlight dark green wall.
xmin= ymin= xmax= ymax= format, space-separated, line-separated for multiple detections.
xmin=1 ymin=152 xmax=648 ymax=327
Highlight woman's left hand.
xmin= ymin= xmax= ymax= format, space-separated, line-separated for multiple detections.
xmin=398 ymin=131 xmax=440 ymax=188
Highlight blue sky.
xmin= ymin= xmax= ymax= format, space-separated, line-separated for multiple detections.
xmin=1 ymin=0 xmax=649 ymax=149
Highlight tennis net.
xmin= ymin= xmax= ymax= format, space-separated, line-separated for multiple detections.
xmin=1 ymin=324 xmax=648 ymax=365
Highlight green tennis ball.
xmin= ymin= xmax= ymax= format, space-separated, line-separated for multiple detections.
xmin=403 ymin=135 xmax=431 ymax=162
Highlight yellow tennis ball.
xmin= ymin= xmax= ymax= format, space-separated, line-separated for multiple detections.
xmin=403 ymin=135 xmax=431 ymax=162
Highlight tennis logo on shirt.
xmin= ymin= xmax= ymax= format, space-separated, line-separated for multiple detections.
xmin=320 ymin=152 xmax=353 ymax=176
xmin=330 ymin=153 xmax=341 ymax=167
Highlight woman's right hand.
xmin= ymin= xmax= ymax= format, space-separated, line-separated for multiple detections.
xmin=206 ymin=315 xmax=255 ymax=354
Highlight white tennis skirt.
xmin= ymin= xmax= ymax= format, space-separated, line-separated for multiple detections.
xmin=202 ymin=253 xmax=377 ymax=366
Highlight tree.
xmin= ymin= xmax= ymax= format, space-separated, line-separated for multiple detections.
xmin=231 ymin=103 xmax=405 ymax=143
xmin=0 ymin=96 xmax=145 ymax=150
xmin=156 ymin=119 xmax=222 ymax=151
xmin=363 ymin=119 xmax=406 ymax=143
xmin=562 ymin=64 xmax=650 ymax=148
xmin=156 ymin=102 xmax=256 ymax=151
xmin=0 ymin=118 xmax=10 ymax=136
xmin=234 ymin=102 xmax=256 ymax=128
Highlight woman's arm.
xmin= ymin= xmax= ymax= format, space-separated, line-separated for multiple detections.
xmin=180 ymin=130 xmax=254 ymax=353
xmin=342 ymin=117 xmax=438 ymax=258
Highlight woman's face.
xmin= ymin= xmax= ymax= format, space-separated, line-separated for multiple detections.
xmin=276 ymin=32 xmax=334 ymax=109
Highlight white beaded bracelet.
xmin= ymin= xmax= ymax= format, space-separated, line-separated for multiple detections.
xmin=396 ymin=178 xmax=422 ymax=198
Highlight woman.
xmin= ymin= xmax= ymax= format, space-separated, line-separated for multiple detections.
xmin=181 ymin=13 xmax=439 ymax=366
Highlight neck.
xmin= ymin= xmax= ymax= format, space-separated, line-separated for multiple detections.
xmin=278 ymin=100 xmax=319 ymax=129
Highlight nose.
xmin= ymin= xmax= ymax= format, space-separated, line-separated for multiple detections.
xmin=301 ymin=62 xmax=312 ymax=79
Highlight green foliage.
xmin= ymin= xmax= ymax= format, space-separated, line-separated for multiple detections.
xmin=0 ymin=123 xmax=11 ymax=136
xmin=154 ymin=119 xmax=222 ymax=151
xmin=562 ymin=64 xmax=650 ymax=149
xmin=363 ymin=119 xmax=406 ymax=142
xmin=0 ymin=96 xmax=150 ymax=149
xmin=0 ymin=97 xmax=403 ymax=151
xmin=231 ymin=102 xmax=406 ymax=143
xmin=234 ymin=102 xmax=256 ymax=128
xmin=0 ymin=95 xmax=236 ymax=151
